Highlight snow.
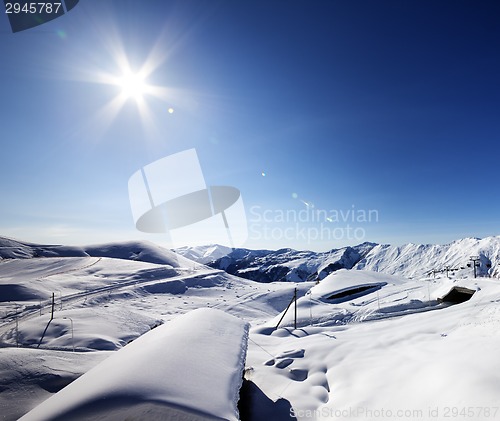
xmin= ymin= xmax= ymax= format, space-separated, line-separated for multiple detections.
xmin=0 ymin=348 xmax=110 ymax=421
xmin=19 ymin=308 xmax=249 ymax=421
xmin=247 ymin=276 xmax=500 ymax=420
xmin=2 ymin=236 xmax=500 ymax=420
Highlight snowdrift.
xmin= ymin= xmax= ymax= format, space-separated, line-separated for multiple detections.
xmin=19 ymin=308 xmax=249 ymax=421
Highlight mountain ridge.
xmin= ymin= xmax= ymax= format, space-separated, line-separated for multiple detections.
xmin=2 ymin=235 xmax=499 ymax=281
xmin=177 ymin=236 xmax=500 ymax=282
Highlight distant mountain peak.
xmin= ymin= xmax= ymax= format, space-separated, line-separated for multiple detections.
xmin=176 ymin=236 xmax=500 ymax=282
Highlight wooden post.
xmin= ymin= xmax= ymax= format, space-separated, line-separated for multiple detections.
xmin=275 ymin=291 xmax=297 ymax=330
xmin=51 ymin=293 xmax=55 ymax=321
xmin=15 ymin=315 xmax=19 ymax=347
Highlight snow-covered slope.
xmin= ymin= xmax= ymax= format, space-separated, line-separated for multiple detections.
xmin=0 ymin=254 xmax=301 ymax=351
xmin=0 ymin=348 xmax=110 ymax=421
xmin=247 ymin=272 xmax=500 ymax=420
xmin=20 ymin=308 xmax=249 ymax=421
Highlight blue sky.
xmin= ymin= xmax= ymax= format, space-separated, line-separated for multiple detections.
xmin=0 ymin=0 xmax=499 ymax=251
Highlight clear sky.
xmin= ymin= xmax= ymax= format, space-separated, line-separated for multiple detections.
xmin=1 ymin=0 xmax=499 ymax=251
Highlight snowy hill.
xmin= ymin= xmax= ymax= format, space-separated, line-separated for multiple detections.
xmin=0 ymin=236 xmax=88 ymax=259
xmin=178 ymin=236 xmax=500 ymax=281
xmin=0 ymin=236 xmax=195 ymax=268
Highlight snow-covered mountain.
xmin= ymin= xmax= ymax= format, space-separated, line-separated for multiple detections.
xmin=3 ymin=235 xmax=499 ymax=283
xmin=174 ymin=244 xmax=234 ymax=264
xmin=204 ymin=243 xmax=375 ymax=283
xmin=177 ymin=236 xmax=500 ymax=281
xmin=357 ymin=236 xmax=500 ymax=278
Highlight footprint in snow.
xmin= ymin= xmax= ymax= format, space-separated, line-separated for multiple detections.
xmin=276 ymin=349 xmax=305 ymax=359
xmin=264 ymin=349 xmax=309 ymax=381
xmin=289 ymin=368 xmax=308 ymax=381
xmin=275 ymin=358 xmax=294 ymax=369
xmin=264 ymin=348 xmax=305 ymax=367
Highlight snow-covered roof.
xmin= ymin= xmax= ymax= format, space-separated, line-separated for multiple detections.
xmin=19 ymin=308 xmax=249 ymax=421
xmin=310 ymin=268 xmax=406 ymax=299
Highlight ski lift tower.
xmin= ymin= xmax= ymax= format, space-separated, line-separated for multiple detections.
xmin=468 ymin=256 xmax=481 ymax=278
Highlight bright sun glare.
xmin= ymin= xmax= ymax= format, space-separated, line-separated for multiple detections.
xmin=81 ymin=25 xmax=181 ymax=136
xmin=118 ymin=71 xmax=147 ymax=100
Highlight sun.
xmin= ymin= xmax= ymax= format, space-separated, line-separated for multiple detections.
xmin=117 ymin=71 xmax=147 ymax=100
xmin=76 ymin=24 xmax=184 ymax=137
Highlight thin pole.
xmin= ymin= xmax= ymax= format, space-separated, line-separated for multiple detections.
xmin=50 ymin=293 xmax=55 ymax=321
xmin=15 ymin=316 xmax=18 ymax=347
xmin=64 ymin=317 xmax=74 ymax=352
xmin=12 ymin=302 xmax=20 ymax=347
xmin=70 ymin=318 xmax=74 ymax=352
xmin=309 ymin=292 xmax=313 ymax=326
xmin=294 ymin=288 xmax=297 ymax=330
xmin=275 ymin=291 xmax=297 ymax=330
